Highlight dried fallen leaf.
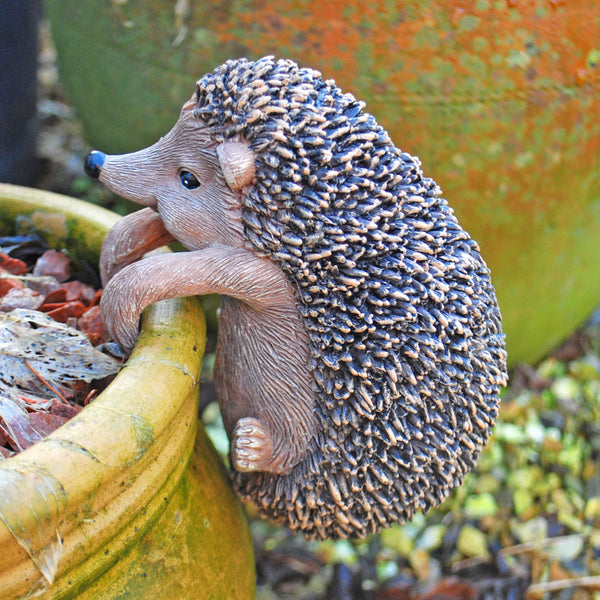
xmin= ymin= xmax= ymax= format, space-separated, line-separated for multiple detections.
xmin=32 ymin=249 xmax=72 ymax=282
xmin=0 ymin=309 xmax=121 ymax=452
xmin=0 ymin=287 xmax=44 ymax=312
xmin=419 ymin=577 xmax=477 ymax=600
xmin=0 ymin=395 xmax=44 ymax=451
xmin=28 ymin=412 xmax=70 ymax=437
xmin=44 ymin=280 xmax=96 ymax=305
xmin=42 ymin=300 xmax=87 ymax=322
xmin=526 ymin=575 xmax=600 ymax=599
xmin=0 ymin=253 xmax=28 ymax=275
xmin=456 ymin=525 xmax=489 ymax=559
xmin=0 ymin=234 xmax=121 ymax=456
xmin=0 ymin=235 xmax=48 ymax=265
xmin=0 ymin=309 xmax=120 ymax=393
xmin=49 ymin=398 xmax=82 ymax=420
xmin=0 ymin=273 xmax=25 ymax=296
xmin=0 ymin=446 xmax=14 ymax=459
xmin=77 ymin=305 xmax=106 ymax=345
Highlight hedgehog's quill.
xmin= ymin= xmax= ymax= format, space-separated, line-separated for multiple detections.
xmin=85 ymin=56 xmax=508 ymax=540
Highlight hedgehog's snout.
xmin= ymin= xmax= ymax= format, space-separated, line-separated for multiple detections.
xmin=84 ymin=150 xmax=106 ymax=179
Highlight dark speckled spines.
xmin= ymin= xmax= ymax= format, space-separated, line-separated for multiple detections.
xmin=194 ymin=57 xmax=507 ymax=539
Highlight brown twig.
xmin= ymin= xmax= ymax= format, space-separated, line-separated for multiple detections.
xmin=24 ymin=360 xmax=69 ymax=404
xmin=451 ymin=534 xmax=586 ymax=575
xmin=526 ymin=575 xmax=600 ymax=599
xmin=83 ymin=389 xmax=98 ymax=405
xmin=500 ymin=533 xmax=586 ymax=558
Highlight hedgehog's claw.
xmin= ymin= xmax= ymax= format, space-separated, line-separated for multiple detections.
xmin=231 ymin=417 xmax=274 ymax=473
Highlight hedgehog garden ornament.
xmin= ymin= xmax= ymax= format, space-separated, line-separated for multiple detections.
xmin=85 ymin=56 xmax=508 ymax=540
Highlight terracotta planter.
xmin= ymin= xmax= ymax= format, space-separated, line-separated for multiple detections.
xmin=45 ymin=0 xmax=600 ymax=365
xmin=0 ymin=184 xmax=255 ymax=599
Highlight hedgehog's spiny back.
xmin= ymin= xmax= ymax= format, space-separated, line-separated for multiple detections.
xmin=195 ymin=57 xmax=507 ymax=539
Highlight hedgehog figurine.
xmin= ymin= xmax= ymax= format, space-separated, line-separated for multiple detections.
xmin=85 ymin=56 xmax=508 ymax=540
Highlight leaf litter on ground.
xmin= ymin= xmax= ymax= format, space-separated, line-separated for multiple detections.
xmin=0 ymin=235 xmax=122 ymax=457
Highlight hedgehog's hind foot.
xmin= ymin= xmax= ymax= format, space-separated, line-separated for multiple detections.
xmin=231 ymin=417 xmax=274 ymax=473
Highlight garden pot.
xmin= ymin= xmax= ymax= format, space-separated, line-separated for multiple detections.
xmin=45 ymin=0 xmax=600 ymax=366
xmin=0 ymin=184 xmax=255 ymax=599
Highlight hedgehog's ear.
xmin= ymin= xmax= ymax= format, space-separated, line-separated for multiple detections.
xmin=216 ymin=141 xmax=256 ymax=190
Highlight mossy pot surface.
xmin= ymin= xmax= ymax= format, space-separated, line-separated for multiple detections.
xmin=46 ymin=0 xmax=600 ymax=365
xmin=0 ymin=184 xmax=255 ymax=599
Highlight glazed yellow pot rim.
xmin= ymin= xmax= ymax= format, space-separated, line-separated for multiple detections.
xmin=0 ymin=184 xmax=206 ymax=595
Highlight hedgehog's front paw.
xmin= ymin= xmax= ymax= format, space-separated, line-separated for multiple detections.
xmin=100 ymin=272 xmax=142 ymax=351
xmin=231 ymin=417 xmax=274 ymax=473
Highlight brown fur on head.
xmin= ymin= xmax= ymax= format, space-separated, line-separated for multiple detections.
xmin=87 ymin=56 xmax=507 ymax=540
xmin=90 ymin=95 xmax=316 ymax=477
xmin=96 ymin=103 xmax=251 ymax=255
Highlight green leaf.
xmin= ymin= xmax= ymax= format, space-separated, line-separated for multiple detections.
xmin=457 ymin=525 xmax=488 ymax=558
xmin=464 ymin=493 xmax=499 ymax=518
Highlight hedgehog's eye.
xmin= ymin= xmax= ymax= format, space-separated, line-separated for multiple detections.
xmin=179 ymin=169 xmax=201 ymax=190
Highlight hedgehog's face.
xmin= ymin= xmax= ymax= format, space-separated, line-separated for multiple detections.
xmin=85 ymin=98 xmax=256 ymax=251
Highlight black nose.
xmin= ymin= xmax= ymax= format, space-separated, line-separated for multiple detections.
xmin=84 ymin=150 xmax=106 ymax=179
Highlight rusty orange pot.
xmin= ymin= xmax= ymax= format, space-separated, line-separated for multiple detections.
xmin=45 ymin=1 xmax=600 ymax=365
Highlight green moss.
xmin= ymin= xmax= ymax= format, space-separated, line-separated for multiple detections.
xmin=457 ymin=14 xmax=480 ymax=33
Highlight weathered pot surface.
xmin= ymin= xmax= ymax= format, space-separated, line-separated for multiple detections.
xmin=46 ymin=0 xmax=600 ymax=365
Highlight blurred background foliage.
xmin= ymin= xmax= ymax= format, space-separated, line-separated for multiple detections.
xmin=1 ymin=1 xmax=599 ymax=597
